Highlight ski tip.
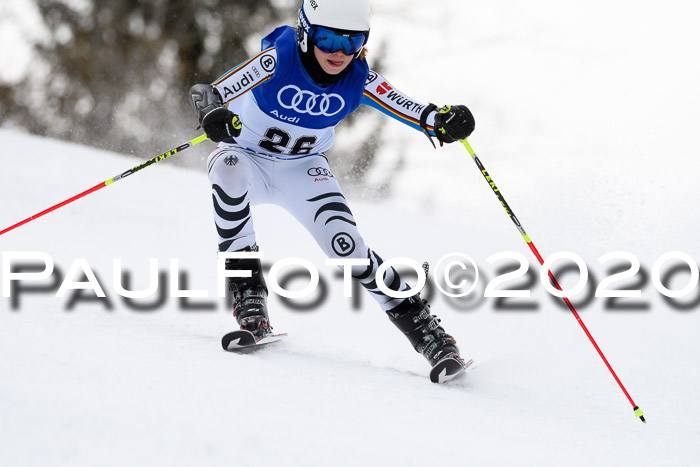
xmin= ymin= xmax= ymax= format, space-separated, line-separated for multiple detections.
xmin=429 ymin=354 xmax=472 ymax=384
xmin=222 ymin=330 xmax=287 ymax=352
xmin=221 ymin=329 xmax=256 ymax=350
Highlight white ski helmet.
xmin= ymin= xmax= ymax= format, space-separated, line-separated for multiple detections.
xmin=298 ymin=0 xmax=371 ymax=55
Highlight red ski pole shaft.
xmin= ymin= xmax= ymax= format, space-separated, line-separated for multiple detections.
xmin=0 ymin=134 xmax=208 ymax=238
xmin=460 ymin=138 xmax=645 ymax=423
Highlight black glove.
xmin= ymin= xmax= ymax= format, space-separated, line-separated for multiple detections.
xmin=433 ymin=105 xmax=475 ymax=144
xmin=189 ymin=84 xmax=242 ymax=143
xmin=201 ymin=107 xmax=242 ymax=143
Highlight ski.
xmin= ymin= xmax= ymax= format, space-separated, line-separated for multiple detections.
xmin=221 ymin=329 xmax=287 ymax=353
xmin=429 ymin=353 xmax=474 ymax=384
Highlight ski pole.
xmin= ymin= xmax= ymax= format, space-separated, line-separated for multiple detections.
xmin=0 ymin=134 xmax=208 ymax=238
xmin=460 ymin=138 xmax=646 ymax=423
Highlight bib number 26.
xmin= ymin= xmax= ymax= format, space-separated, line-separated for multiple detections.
xmin=259 ymin=128 xmax=317 ymax=156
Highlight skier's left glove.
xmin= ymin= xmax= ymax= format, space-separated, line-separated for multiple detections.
xmin=433 ymin=105 xmax=475 ymax=144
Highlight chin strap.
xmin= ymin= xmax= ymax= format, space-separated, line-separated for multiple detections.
xmin=297 ymin=27 xmax=309 ymax=53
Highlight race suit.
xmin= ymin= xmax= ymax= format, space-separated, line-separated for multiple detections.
xmin=207 ymin=26 xmax=439 ymax=310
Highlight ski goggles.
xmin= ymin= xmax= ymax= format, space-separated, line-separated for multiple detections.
xmin=310 ymin=25 xmax=368 ymax=55
xmin=299 ymin=6 xmax=369 ymax=56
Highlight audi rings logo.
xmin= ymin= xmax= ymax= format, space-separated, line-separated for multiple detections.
xmin=277 ymin=85 xmax=345 ymax=117
xmin=307 ymin=167 xmax=334 ymax=178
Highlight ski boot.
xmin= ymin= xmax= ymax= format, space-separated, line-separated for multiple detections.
xmin=386 ymin=294 xmax=462 ymax=367
xmin=225 ymin=246 xmax=273 ymax=338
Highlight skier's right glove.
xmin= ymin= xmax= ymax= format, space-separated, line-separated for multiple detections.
xmin=433 ymin=105 xmax=475 ymax=144
xmin=189 ymin=84 xmax=242 ymax=143
xmin=201 ymin=107 xmax=242 ymax=143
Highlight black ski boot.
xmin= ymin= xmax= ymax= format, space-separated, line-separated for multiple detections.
xmin=225 ymin=247 xmax=272 ymax=338
xmin=386 ymin=295 xmax=460 ymax=367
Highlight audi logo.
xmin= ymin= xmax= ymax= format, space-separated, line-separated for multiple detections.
xmin=307 ymin=167 xmax=334 ymax=177
xmin=277 ymin=85 xmax=345 ymax=117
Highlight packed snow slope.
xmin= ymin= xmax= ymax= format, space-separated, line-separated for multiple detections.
xmin=2 ymin=0 xmax=700 ymax=465
xmin=1 ymin=128 xmax=699 ymax=467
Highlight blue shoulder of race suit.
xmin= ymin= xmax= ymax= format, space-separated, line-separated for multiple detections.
xmin=261 ymin=25 xmax=288 ymax=50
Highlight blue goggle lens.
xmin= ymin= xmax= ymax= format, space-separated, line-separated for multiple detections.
xmin=311 ymin=26 xmax=367 ymax=55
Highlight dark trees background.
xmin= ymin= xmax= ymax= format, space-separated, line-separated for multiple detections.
xmin=2 ymin=0 xmax=291 ymax=165
xmin=0 ymin=0 xmax=387 ymax=188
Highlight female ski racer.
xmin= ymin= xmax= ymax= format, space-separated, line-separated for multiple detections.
xmin=189 ymin=0 xmax=475 ymax=372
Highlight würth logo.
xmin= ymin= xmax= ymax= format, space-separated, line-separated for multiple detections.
xmin=376 ymin=81 xmax=393 ymax=96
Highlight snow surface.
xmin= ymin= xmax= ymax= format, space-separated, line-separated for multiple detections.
xmin=368 ymin=0 xmax=700 ymax=229
xmin=1 ymin=128 xmax=699 ymax=467
xmin=3 ymin=0 xmax=700 ymax=465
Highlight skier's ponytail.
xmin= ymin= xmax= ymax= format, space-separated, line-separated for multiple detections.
xmin=358 ymin=47 xmax=368 ymax=61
